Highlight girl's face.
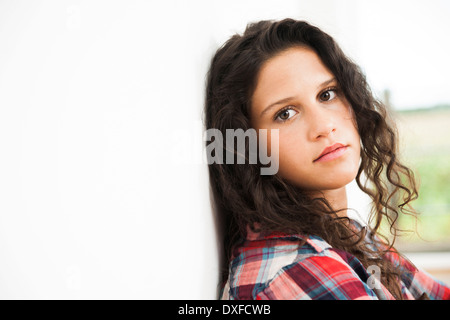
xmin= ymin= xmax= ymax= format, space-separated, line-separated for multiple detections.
xmin=250 ymin=46 xmax=361 ymax=193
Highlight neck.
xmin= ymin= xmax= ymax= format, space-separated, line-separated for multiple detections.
xmin=309 ymin=186 xmax=348 ymax=217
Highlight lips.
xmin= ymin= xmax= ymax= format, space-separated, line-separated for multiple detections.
xmin=314 ymin=143 xmax=348 ymax=162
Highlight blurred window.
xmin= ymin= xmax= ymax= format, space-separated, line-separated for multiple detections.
xmin=394 ymin=106 xmax=450 ymax=251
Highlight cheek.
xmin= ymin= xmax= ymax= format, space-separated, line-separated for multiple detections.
xmin=349 ymin=119 xmax=361 ymax=149
xmin=345 ymin=105 xmax=360 ymax=135
xmin=339 ymin=104 xmax=360 ymax=144
xmin=276 ymin=131 xmax=310 ymax=173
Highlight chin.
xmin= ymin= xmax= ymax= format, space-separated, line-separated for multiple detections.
xmin=281 ymin=175 xmax=354 ymax=192
xmin=278 ymin=161 xmax=360 ymax=191
xmin=326 ymin=173 xmax=358 ymax=189
xmin=308 ymin=170 xmax=359 ymax=191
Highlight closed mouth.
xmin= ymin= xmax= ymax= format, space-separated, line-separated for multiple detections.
xmin=314 ymin=143 xmax=348 ymax=162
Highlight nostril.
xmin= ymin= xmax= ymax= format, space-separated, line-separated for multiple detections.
xmin=316 ymin=127 xmax=336 ymax=139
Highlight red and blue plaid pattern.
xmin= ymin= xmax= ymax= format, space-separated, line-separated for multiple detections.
xmin=220 ymin=222 xmax=450 ymax=300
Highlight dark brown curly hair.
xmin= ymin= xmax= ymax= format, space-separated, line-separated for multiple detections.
xmin=204 ymin=19 xmax=418 ymax=300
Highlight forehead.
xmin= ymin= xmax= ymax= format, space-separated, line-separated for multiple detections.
xmin=252 ymin=46 xmax=334 ymax=106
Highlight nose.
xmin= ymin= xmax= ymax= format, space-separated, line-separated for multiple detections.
xmin=307 ymin=107 xmax=336 ymax=141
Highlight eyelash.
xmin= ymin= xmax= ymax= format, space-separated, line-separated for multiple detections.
xmin=319 ymin=86 xmax=340 ymax=102
xmin=273 ymin=106 xmax=297 ymax=122
xmin=273 ymin=86 xmax=340 ymax=122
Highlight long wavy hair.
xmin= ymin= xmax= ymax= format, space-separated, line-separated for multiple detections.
xmin=204 ymin=19 xmax=418 ymax=300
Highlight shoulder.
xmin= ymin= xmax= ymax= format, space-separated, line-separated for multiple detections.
xmin=222 ymin=231 xmax=379 ymax=300
xmin=383 ymin=250 xmax=450 ymax=300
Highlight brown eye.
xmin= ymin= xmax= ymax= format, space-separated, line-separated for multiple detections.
xmin=275 ymin=108 xmax=297 ymax=122
xmin=279 ymin=110 xmax=290 ymax=120
xmin=319 ymin=89 xmax=337 ymax=102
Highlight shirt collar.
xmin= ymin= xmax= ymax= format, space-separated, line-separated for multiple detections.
xmin=245 ymin=224 xmax=332 ymax=253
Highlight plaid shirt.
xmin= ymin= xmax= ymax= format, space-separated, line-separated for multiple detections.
xmin=220 ymin=222 xmax=450 ymax=300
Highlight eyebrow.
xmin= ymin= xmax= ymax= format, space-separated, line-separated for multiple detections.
xmin=259 ymin=77 xmax=337 ymax=117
